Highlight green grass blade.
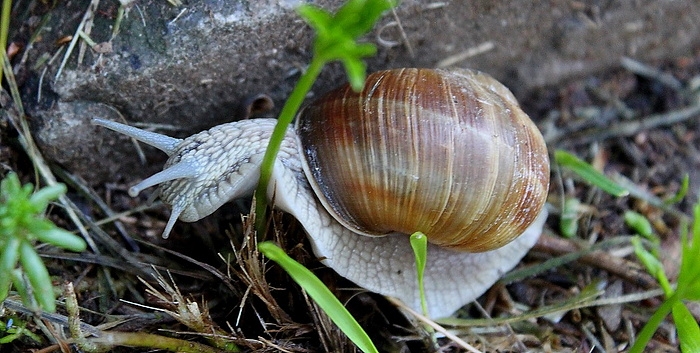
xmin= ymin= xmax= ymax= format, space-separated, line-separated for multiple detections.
xmin=631 ymin=236 xmax=671 ymax=296
xmin=258 ymin=242 xmax=378 ymax=353
xmin=559 ymin=197 xmax=580 ymax=238
xmin=672 ymin=301 xmax=700 ymax=352
xmin=678 ymin=204 xmax=700 ymax=300
xmin=663 ymin=174 xmax=689 ymax=205
xmin=555 ymin=150 xmax=629 ymax=197
xmin=628 ymin=294 xmax=676 ymax=353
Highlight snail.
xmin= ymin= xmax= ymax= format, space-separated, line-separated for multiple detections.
xmin=93 ymin=68 xmax=550 ymax=318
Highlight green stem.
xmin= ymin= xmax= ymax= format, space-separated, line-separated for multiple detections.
xmin=254 ymin=56 xmax=326 ymax=234
xmin=628 ymin=293 xmax=677 ymax=353
xmin=89 ymin=331 xmax=228 ymax=353
xmin=0 ymin=0 xmax=11 ymax=82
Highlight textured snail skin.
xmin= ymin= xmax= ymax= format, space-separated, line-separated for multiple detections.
xmin=92 ymin=68 xmax=549 ymax=318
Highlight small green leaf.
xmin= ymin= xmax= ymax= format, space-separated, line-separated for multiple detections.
xmin=10 ymin=269 xmax=31 ymax=308
xmin=663 ymin=174 xmax=689 ymax=205
xmin=259 ymin=242 xmax=378 ymax=353
xmin=29 ymin=183 xmax=66 ymax=211
xmin=410 ymin=232 xmax=428 ymax=316
xmin=0 ymin=173 xmax=22 ymax=196
xmin=343 ymin=56 xmax=370 ymax=91
xmin=34 ymin=228 xmax=86 ymax=252
xmin=335 ymin=0 xmax=396 ymax=37
xmin=631 ymin=236 xmax=672 ymax=296
xmin=559 ymin=197 xmax=580 ymax=238
xmin=677 ymin=205 xmax=700 ymax=300
xmin=296 ymin=5 xmax=332 ymax=34
xmin=0 ymin=237 xmax=21 ymax=301
xmin=672 ymin=302 xmax=700 ymax=353
xmin=624 ymin=211 xmax=654 ymax=239
xmin=555 ymin=150 xmax=629 ymax=197
xmin=628 ymin=295 xmax=676 ymax=353
xmin=298 ymin=0 xmax=395 ymax=91
xmin=18 ymin=241 xmax=55 ymax=312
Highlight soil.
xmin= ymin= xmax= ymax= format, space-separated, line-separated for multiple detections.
xmin=2 ymin=1 xmax=700 ymax=352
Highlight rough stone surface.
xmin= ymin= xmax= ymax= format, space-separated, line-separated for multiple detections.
xmin=23 ymin=0 xmax=700 ymax=183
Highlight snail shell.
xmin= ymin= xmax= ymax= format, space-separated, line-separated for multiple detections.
xmin=297 ymin=68 xmax=549 ymax=252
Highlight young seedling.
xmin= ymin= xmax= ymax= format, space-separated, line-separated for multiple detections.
xmin=0 ymin=173 xmax=87 ymax=312
xmin=254 ymin=0 xmax=397 ymax=228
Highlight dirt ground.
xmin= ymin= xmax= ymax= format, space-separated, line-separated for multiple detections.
xmin=2 ymin=1 xmax=700 ymax=352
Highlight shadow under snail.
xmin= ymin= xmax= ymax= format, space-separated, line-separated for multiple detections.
xmin=93 ymin=68 xmax=550 ymax=318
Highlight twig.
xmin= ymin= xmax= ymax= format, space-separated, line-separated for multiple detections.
xmin=90 ymin=331 xmax=226 ymax=352
xmin=386 ymin=297 xmax=483 ymax=353
xmin=532 ymin=234 xmax=658 ymax=289
xmin=2 ymin=298 xmax=103 ymax=337
xmin=77 ymin=1 xmax=99 ymax=65
xmin=54 ymin=0 xmax=100 ymax=80
xmin=65 ymin=282 xmax=98 ymax=351
xmin=546 ymin=104 xmax=700 ymax=146
xmin=139 ymin=241 xmax=239 ymax=295
xmin=620 ymin=57 xmax=683 ymax=91
xmin=436 ymin=41 xmax=495 ymax=68
xmin=54 ymin=167 xmax=140 ymax=251
xmin=390 ymin=6 xmax=414 ymax=57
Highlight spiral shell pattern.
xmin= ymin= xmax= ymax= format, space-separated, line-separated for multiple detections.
xmin=296 ymin=68 xmax=549 ymax=252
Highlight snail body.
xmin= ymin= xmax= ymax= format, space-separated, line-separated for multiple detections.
xmin=93 ymin=68 xmax=549 ymax=318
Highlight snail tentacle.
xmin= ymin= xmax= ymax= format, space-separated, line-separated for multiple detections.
xmin=164 ymin=201 xmax=187 ymax=239
xmin=92 ymin=118 xmax=182 ymax=155
xmin=127 ymin=161 xmax=198 ymax=197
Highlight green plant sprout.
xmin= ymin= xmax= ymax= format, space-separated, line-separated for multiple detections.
xmin=629 ymin=203 xmax=700 ymax=353
xmin=254 ymin=0 xmax=397 ymax=229
xmin=0 ymin=173 xmax=87 ymax=312
xmin=258 ymin=242 xmax=378 ymax=353
xmin=556 ymin=150 xmax=631 ymax=239
xmin=664 ymin=174 xmax=689 ymax=205
xmin=559 ymin=197 xmax=582 ymax=238
xmin=410 ymin=232 xmax=429 ymax=316
xmin=624 ymin=211 xmax=655 ymax=239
